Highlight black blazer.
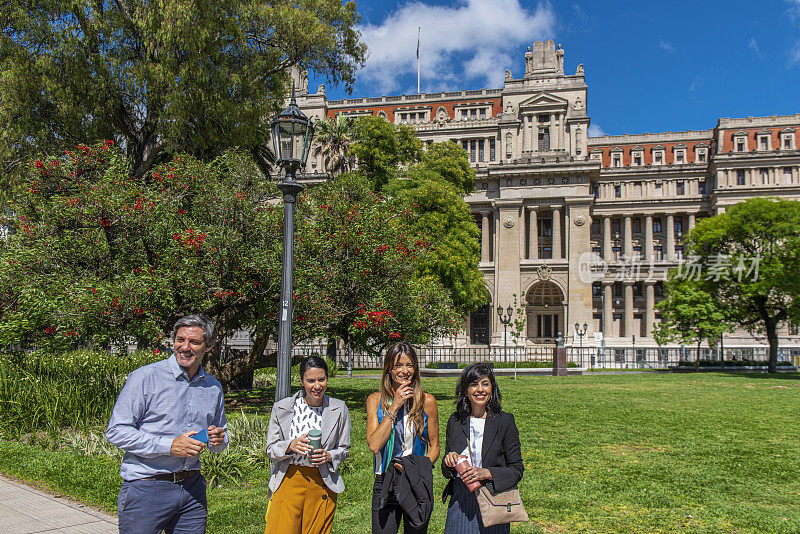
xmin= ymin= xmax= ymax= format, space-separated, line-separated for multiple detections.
xmin=441 ymin=410 xmax=524 ymax=498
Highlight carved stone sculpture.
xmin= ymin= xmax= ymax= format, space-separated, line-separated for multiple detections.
xmin=525 ymin=46 xmax=533 ymax=75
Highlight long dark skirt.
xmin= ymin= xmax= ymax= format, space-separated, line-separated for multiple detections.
xmin=444 ymin=479 xmax=510 ymax=534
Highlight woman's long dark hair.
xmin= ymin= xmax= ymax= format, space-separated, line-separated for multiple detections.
xmin=454 ymin=362 xmax=502 ymax=420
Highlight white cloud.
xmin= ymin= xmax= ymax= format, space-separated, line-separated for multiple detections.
xmin=658 ymin=39 xmax=675 ymax=53
xmin=748 ymin=38 xmax=762 ymax=59
xmin=588 ymin=124 xmax=606 ymax=137
xmin=788 ymin=0 xmax=800 ymax=22
xmin=789 ymin=42 xmax=800 ymax=67
xmin=357 ymin=0 xmax=556 ymax=93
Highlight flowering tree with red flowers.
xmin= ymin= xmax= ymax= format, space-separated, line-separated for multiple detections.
xmin=0 ymin=142 xmax=460 ymax=383
xmin=293 ymin=173 xmax=460 ymax=354
xmin=0 ymin=142 xmax=286 ymax=383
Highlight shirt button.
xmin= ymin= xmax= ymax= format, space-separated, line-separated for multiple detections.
xmin=322 ymin=494 xmax=327 ymax=500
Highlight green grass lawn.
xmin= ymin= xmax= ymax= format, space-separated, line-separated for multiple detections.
xmin=2 ymin=373 xmax=799 ymax=533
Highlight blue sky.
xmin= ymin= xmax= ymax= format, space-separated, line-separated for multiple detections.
xmin=309 ymin=0 xmax=800 ymax=137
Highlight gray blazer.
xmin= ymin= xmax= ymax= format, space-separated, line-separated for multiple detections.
xmin=266 ymin=391 xmax=351 ymax=495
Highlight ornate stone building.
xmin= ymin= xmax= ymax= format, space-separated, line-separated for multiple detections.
xmin=293 ymin=41 xmax=800 ymax=351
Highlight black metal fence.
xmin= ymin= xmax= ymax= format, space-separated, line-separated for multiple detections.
xmin=289 ymin=342 xmax=800 ymax=371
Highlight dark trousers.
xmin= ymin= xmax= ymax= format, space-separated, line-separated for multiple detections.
xmin=118 ymin=473 xmax=207 ymax=534
xmin=371 ymin=474 xmax=428 ymax=534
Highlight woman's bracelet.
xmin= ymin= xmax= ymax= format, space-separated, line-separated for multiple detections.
xmin=386 ymin=411 xmax=397 ymax=424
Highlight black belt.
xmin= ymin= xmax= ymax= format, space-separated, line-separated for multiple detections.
xmin=142 ymin=470 xmax=200 ymax=483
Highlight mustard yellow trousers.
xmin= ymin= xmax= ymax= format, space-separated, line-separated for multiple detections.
xmin=265 ymin=465 xmax=337 ymax=534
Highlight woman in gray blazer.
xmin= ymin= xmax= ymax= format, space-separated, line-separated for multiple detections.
xmin=264 ymin=356 xmax=351 ymax=534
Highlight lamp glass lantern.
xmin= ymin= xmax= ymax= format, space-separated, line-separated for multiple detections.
xmin=496 ymin=305 xmax=503 ymax=317
xmin=270 ymin=94 xmax=314 ymax=172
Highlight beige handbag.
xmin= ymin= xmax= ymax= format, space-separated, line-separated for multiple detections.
xmin=475 ymin=484 xmax=529 ymax=527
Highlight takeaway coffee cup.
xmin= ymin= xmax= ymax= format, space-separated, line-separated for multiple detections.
xmin=455 ymin=456 xmax=481 ymax=492
xmin=308 ymin=429 xmax=322 ymax=453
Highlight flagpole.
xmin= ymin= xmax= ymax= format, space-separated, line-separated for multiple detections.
xmin=417 ymin=27 xmax=421 ymax=94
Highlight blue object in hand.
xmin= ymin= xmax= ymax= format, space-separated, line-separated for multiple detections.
xmin=193 ymin=428 xmax=209 ymax=444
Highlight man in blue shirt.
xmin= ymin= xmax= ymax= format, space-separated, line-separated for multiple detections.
xmin=106 ymin=314 xmax=228 ymax=534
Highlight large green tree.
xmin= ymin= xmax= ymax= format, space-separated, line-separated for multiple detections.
xmin=349 ymin=116 xmax=422 ymax=191
xmin=0 ymin=0 xmax=366 ymax=179
xmin=659 ymin=197 xmax=800 ymax=372
xmin=0 ymin=143 xmax=458 ymax=383
xmin=654 ymin=278 xmax=730 ymax=359
xmin=386 ymin=143 xmax=486 ymax=316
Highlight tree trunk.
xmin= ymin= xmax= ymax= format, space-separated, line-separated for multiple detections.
xmin=765 ymin=317 xmax=779 ymax=373
xmin=203 ymin=330 xmax=302 ymax=390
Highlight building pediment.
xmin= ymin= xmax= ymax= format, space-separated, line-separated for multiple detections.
xmin=518 ymin=92 xmax=569 ymax=111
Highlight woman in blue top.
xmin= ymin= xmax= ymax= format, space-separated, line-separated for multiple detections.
xmin=366 ymin=341 xmax=440 ymax=534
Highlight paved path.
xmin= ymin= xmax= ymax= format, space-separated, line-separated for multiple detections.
xmin=0 ymin=475 xmax=117 ymax=533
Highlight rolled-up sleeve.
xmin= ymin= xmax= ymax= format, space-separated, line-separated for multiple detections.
xmin=105 ymin=371 xmax=173 ymax=458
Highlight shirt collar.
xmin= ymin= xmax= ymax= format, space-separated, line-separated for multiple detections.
xmin=167 ymin=354 xmax=206 ymax=382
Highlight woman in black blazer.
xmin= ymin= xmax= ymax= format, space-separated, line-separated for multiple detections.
xmin=441 ymin=363 xmax=524 ymax=533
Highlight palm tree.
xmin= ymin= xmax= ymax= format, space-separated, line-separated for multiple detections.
xmin=312 ymin=116 xmax=355 ymax=176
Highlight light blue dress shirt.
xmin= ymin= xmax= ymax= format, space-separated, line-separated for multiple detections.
xmin=106 ymin=355 xmax=228 ymax=481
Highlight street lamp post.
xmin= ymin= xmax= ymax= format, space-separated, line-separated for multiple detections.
xmin=271 ymin=89 xmax=315 ymax=402
xmin=497 ymin=305 xmax=513 ymax=366
xmin=575 ymin=322 xmax=587 ymax=367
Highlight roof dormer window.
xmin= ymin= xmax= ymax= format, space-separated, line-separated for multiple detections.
xmin=733 ymin=131 xmax=747 ymax=152
xmin=652 ymin=146 xmax=665 ymax=165
xmin=757 ymin=131 xmax=771 ymax=151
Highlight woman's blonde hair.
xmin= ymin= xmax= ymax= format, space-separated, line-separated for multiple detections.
xmin=380 ymin=341 xmax=426 ymax=439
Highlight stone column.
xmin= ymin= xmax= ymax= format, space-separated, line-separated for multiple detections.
xmin=666 ymin=214 xmax=675 ymax=261
xmin=552 ymin=207 xmax=562 ymax=259
xmin=494 ymin=201 xmax=522 ymax=343
xmin=528 ymin=207 xmax=538 ymax=260
xmin=624 ymin=215 xmax=633 ymax=259
xmin=518 ymin=206 xmax=525 ymax=261
xmin=603 ymin=281 xmax=613 ymax=337
xmin=521 ymin=115 xmax=527 ymax=153
xmin=645 ymin=214 xmax=654 ymax=260
xmin=481 ymin=211 xmax=491 ymax=262
xmin=645 ymin=281 xmax=655 ymax=338
xmin=603 ymin=215 xmax=612 ymax=261
xmin=568 ymin=202 xmax=594 ymax=337
xmin=688 ymin=213 xmax=696 ymax=231
xmin=624 ymin=281 xmax=634 ymax=339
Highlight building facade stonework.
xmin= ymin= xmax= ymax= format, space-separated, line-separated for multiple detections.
xmin=293 ymin=41 xmax=800 ymax=351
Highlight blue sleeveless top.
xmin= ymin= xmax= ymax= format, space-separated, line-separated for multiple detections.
xmin=374 ymin=398 xmax=428 ymax=475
